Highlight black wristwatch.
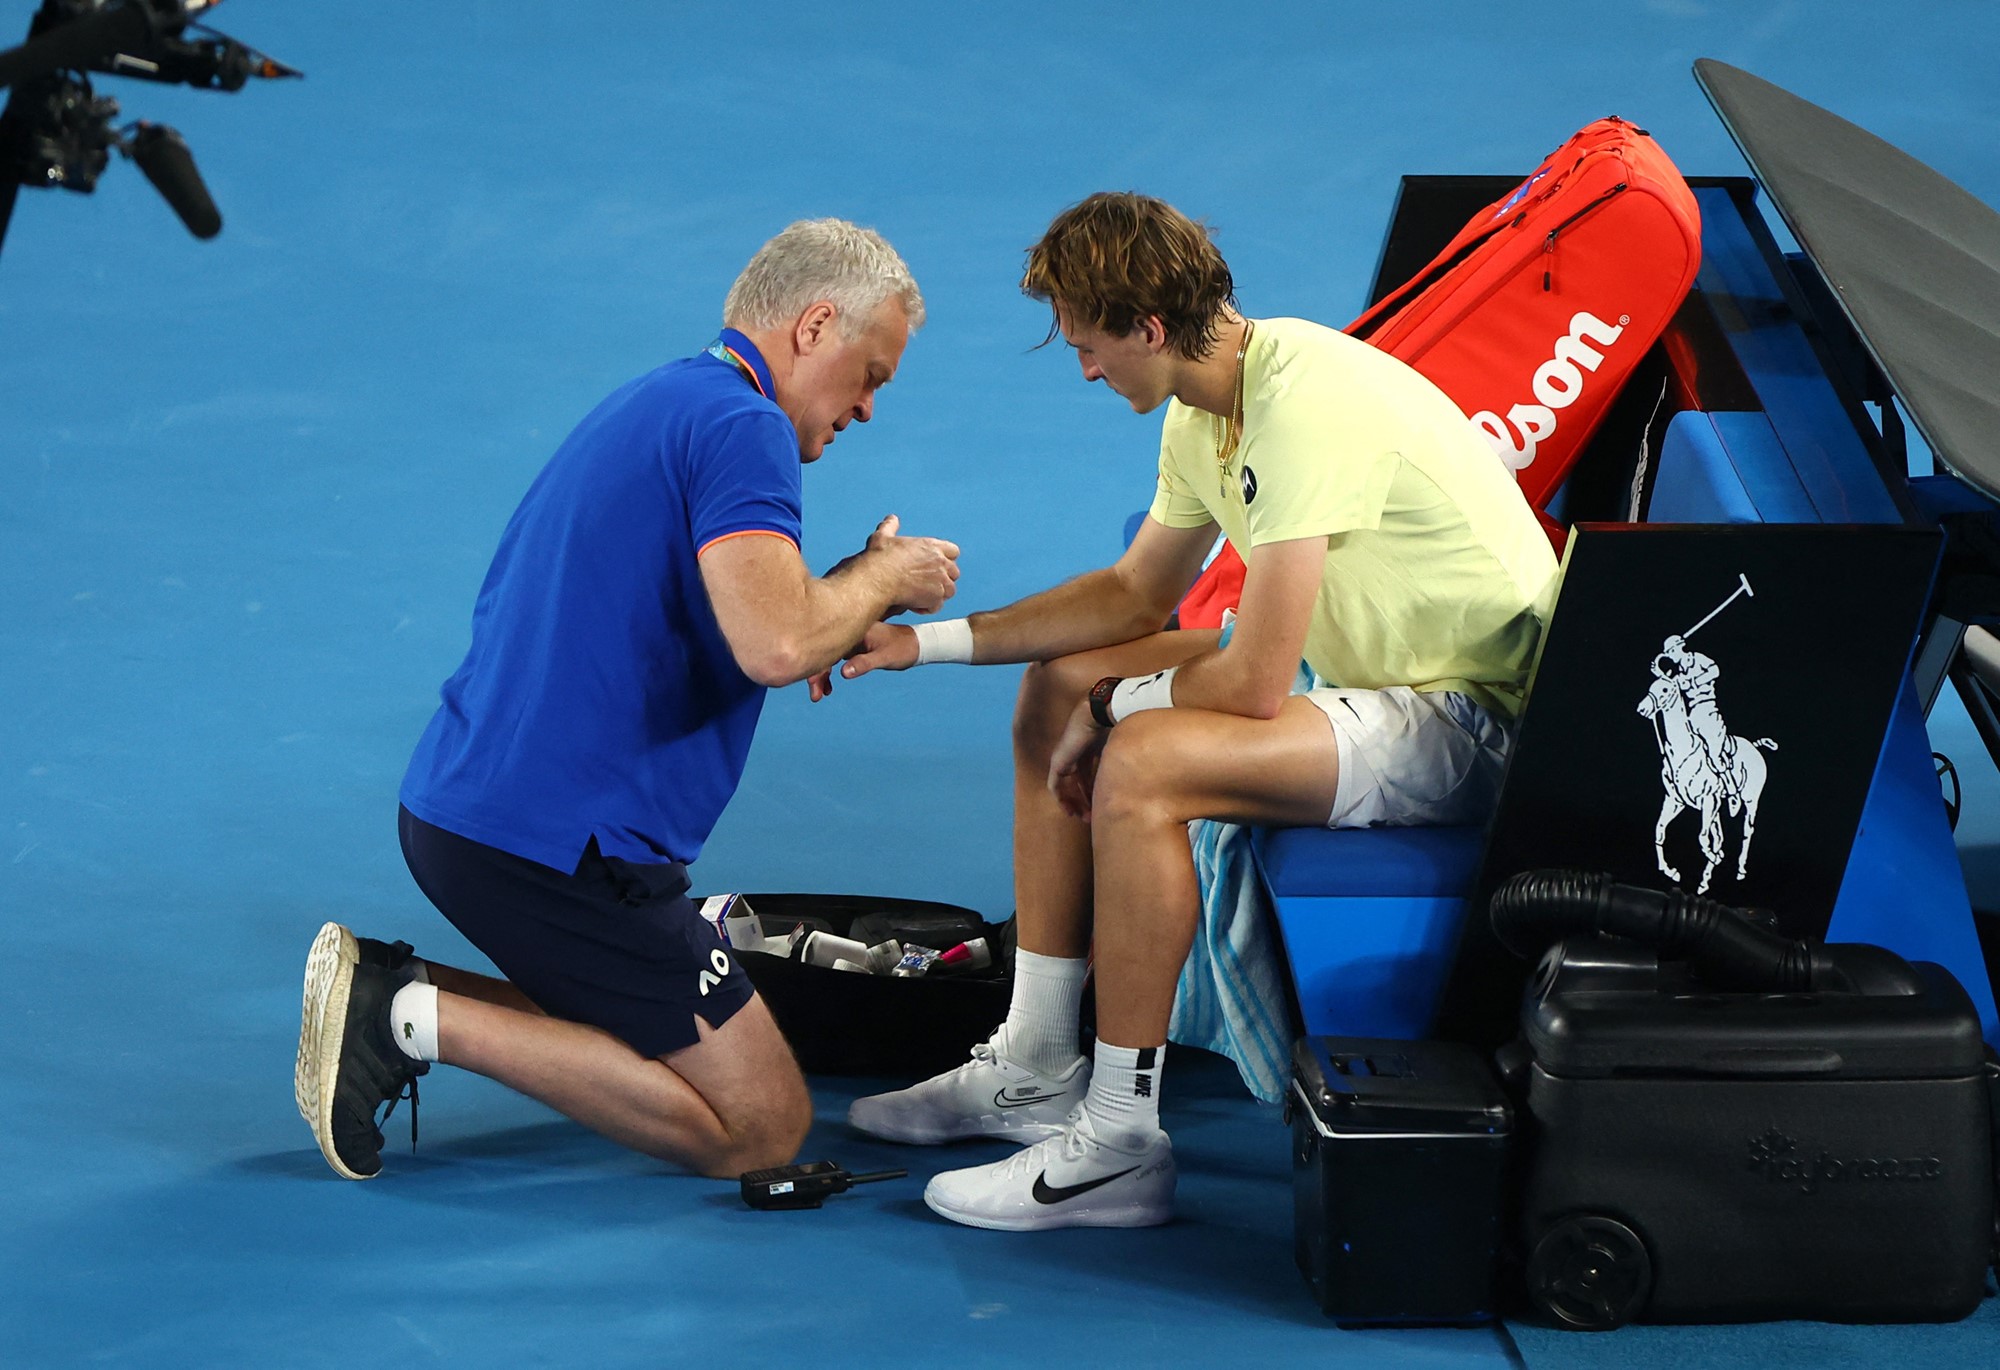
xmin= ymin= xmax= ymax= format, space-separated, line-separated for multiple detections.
xmin=1088 ymin=675 xmax=1122 ymax=728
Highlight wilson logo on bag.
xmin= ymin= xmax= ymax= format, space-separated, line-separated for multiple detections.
xmin=1471 ymin=310 xmax=1630 ymax=471
xmin=1174 ymin=117 xmax=1700 ymax=630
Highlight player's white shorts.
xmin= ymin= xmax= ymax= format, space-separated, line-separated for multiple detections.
xmin=1302 ymin=685 xmax=1511 ymax=830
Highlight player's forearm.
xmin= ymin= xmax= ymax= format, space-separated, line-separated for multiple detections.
xmin=962 ymin=566 xmax=1175 ymax=664
xmin=1099 ymin=602 xmax=1301 ymax=720
xmin=1114 ymin=532 xmax=1319 ymax=719
xmin=1163 ymin=647 xmax=1294 ymax=720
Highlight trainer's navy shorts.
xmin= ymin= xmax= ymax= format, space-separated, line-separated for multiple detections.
xmin=397 ymin=806 xmax=755 ymax=1058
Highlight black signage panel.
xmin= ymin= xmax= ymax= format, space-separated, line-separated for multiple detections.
xmin=1435 ymin=522 xmax=1941 ymax=1045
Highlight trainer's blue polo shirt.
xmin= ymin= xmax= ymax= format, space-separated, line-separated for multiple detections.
xmin=400 ymin=329 xmax=802 ymax=871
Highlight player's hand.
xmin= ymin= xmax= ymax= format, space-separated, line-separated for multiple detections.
xmin=841 ymin=621 xmax=919 ymax=679
xmin=867 ymin=514 xmax=960 ymax=615
xmin=807 ymin=668 xmax=835 ymax=702
xmin=1047 ymin=698 xmax=1110 ymax=821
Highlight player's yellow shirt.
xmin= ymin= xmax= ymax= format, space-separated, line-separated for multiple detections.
xmin=1147 ymin=316 xmax=1560 ymax=717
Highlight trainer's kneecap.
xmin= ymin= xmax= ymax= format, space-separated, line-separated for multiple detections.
xmin=702 ymin=1109 xmax=809 ymax=1179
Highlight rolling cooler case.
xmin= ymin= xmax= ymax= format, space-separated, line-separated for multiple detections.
xmin=1288 ymin=1036 xmax=1513 ymax=1325
xmin=1514 ymin=936 xmax=2000 ymax=1328
xmin=1177 ymin=115 xmax=1700 ymax=629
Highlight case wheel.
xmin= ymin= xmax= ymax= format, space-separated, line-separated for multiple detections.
xmin=1526 ymin=1215 xmax=1653 ymax=1330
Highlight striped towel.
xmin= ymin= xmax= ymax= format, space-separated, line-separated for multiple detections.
xmin=1168 ymin=817 xmax=1295 ymax=1103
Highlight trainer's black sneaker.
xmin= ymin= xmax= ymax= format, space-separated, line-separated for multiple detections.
xmin=356 ymin=932 xmax=421 ymax=974
xmin=295 ymin=922 xmax=428 ymax=1180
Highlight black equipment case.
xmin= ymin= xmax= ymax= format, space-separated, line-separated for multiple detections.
xmin=729 ymin=893 xmax=1012 ymax=1078
xmin=1288 ymin=1036 xmax=1513 ymax=1325
xmin=1515 ymin=936 xmax=1998 ymax=1328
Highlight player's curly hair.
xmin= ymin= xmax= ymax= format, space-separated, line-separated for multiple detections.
xmin=1021 ymin=192 xmax=1237 ymax=360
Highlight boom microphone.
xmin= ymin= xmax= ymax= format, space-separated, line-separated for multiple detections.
xmin=128 ymin=121 xmax=218 ymax=237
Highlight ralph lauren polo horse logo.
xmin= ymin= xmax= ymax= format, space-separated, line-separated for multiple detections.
xmin=1637 ymin=574 xmax=1778 ymax=894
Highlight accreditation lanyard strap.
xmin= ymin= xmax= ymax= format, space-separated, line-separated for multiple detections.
xmin=705 ymin=339 xmax=769 ymax=397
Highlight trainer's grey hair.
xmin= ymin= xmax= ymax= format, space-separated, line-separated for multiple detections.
xmin=722 ymin=218 xmax=926 ymax=339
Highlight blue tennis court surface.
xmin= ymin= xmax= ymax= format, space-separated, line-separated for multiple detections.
xmin=3 ymin=3 xmax=1997 ymax=1365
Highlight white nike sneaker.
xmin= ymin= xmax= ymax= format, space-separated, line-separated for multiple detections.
xmin=924 ymin=1108 xmax=1176 ymax=1231
xmin=847 ymin=1033 xmax=1089 ymax=1145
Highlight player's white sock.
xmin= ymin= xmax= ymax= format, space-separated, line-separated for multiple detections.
xmin=1081 ymin=1040 xmax=1164 ymax=1145
xmin=1001 ymin=949 xmax=1089 ymax=1073
xmin=389 ymin=981 xmax=440 ymax=1063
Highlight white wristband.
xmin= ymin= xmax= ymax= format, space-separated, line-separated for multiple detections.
xmin=1109 ymin=667 xmax=1177 ymax=722
xmin=913 ymin=618 xmax=974 ymax=665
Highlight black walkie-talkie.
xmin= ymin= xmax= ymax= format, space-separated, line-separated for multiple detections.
xmin=739 ymin=1160 xmax=908 ymax=1210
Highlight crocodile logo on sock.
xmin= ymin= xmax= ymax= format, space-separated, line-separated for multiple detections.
xmin=1031 ymin=1166 xmax=1138 ymax=1205
xmin=402 ymin=1022 xmax=414 ymax=1039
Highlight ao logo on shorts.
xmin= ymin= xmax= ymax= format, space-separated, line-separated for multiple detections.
xmin=698 ymin=947 xmax=731 ymax=996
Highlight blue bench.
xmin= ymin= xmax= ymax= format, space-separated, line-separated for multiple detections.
xmin=1253 ymin=824 xmax=1483 ymax=1039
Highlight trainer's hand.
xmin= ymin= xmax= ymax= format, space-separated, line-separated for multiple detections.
xmin=807 ymin=667 xmax=835 ymax=702
xmin=867 ymin=513 xmax=960 ymax=616
xmin=841 ymin=621 xmax=919 ymax=679
xmin=1047 ymin=698 xmax=1110 ymax=821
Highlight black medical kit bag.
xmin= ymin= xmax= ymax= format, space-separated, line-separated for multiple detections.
xmin=727 ymin=893 xmax=1012 ymax=1077
xmin=1288 ymin=1036 xmax=1513 ymax=1325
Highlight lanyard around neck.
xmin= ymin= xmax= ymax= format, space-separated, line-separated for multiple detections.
xmin=705 ymin=340 xmax=768 ymax=397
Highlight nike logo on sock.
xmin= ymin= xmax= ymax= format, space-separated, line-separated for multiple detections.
xmin=1031 ymin=1166 xmax=1138 ymax=1205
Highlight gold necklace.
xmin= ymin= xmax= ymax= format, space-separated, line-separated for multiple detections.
xmin=1212 ymin=318 xmax=1254 ymax=496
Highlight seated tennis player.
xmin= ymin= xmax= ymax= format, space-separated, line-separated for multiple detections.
xmin=841 ymin=192 xmax=1561 ymax=1230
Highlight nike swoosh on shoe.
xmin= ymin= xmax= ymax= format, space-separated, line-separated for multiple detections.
xmin=993 ymin=1088 xmax=1061 ymax=1109
xmin=1031 ymin=1167 xmax=1138 ymax=1205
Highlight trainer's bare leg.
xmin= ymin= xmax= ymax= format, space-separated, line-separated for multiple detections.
xmin=1086 ymin=700 xmax=1342 ymax=1047
xmin=1011 ymin=629 xmax=1219 ymax=957
xmin=423 ymin=961 xmax=544 ymax=1015
xmin=436 ymin=991 xmax=810 ymax=1178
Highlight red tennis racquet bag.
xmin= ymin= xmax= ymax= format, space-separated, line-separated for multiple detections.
xmin=1178 ymin=116 xmax=1701 ymax=629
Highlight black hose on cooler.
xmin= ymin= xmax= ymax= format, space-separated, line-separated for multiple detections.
xmin=1488 ymin=869 xmax=1921 ymax=994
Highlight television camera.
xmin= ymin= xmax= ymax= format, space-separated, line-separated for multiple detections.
xmin=0 ymin=0 xmax=297 ymax=256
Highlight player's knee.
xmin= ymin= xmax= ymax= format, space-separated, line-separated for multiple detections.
xmin=1013 ymin=658 xmax=1078 ymax=754
xmin=1092 ymin=723 xmax=1178 ymax=827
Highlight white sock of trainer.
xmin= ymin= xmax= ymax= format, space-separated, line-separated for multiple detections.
xmin=389 ymin=981 xmax=440 ymax=1063
xmin=1000 ymin=949 xmax=1089 ymax=1074
xmin=1081 ymin=1041 xmax=1164 ymax=1145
